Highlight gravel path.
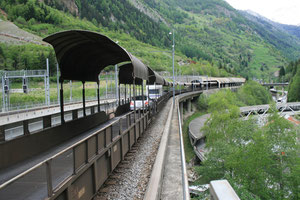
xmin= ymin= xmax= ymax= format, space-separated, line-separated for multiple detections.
xmin=94 ymin=100 xmax=171 ymax=200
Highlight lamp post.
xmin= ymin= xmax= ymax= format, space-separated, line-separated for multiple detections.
xmin=169 ymin=30 xmax=175 ymax=106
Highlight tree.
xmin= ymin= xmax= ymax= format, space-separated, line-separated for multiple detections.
xmin=48 ymin=50 xmax=56 ymax=76
xmin=38 ymin=52 xmax=46 ymax=70
xmin=287 ymin=66 xmax=300 ymax=102
xmin=11 ymin=51 xmax=19 ymax=70
xmin=279 ymin=66 xmax=285 ymax=77
xmin=197 ymin=89 xmax=300 ymax=199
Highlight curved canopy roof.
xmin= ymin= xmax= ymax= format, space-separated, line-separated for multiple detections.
xmin=119 ymin=63 xmax=144 ymax=85
xmin=147 ymin=67 xmax=164 ymax=85
xmin=43 ymin=30 xmax=148 ymax=82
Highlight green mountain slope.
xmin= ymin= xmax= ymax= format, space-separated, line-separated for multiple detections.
xmin=240 ymin=10 xmax=300 ymax=61
xmin=0 ymin=0 xmax=229 ymax=77
xmin=139 ymin=0 xmax=300 ymax=79
xmin=1 ymin=0 xmax=300 ymax=81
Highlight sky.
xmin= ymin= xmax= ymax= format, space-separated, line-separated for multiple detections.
xmin=224 ymin=0 xmax=300 ymax=26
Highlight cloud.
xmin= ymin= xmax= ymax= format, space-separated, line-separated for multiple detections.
xmin=225 ymin=0 xmax=300 ymax=25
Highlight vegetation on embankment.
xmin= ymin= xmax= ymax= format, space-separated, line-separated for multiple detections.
xmin=182 ymin=112 xmax=206 ymax=163
xmin=190 ymin=83 xmax=299 ymax=200
xmin=287 ymin=58 xmax=300 ymax=102
xmin=184 ymin=81 xmax=272 ymax=162
xmin=0 ymin=77 xmax=115 ymax=110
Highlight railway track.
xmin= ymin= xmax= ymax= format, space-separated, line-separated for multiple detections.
xmin=95 ymin=98 xmax=170 ymax=200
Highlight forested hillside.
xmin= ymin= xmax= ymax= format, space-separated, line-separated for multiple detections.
xmin=279 ymin=24 xmax=300 ymax=40
xmin=240 ymin=10 xmax=300 ymax=60
xmin=287 ymin=59 xmax=300 ymax=102
xmin=1 ymin=0 xmax=300 ymax=80
xmin=140 ymin=0 xmax=300 ymax=79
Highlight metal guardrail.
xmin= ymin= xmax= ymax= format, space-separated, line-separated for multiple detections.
xmin=240 ymin=102 xmax=300 ymax=119
xmin=0 ymin=70 xmax=47 ymax=77
xmin=261 ymin=82 xmax=289 ymax=86
xmin=0 ymin=94 xmax=117 ymax=113
xmin=177 ymin=103 xmax=190 ymax=200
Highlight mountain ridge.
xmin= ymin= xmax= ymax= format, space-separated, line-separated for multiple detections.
xmin=1 ymin=0 xmax=300 ymax=80
xmin=242 ymin=9 xmax=300 ymax=40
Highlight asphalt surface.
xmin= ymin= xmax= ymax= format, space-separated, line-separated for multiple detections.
xmin=189 ymin=114 xmax=210 ymax=139
xmin=3 ymin=103 xmax=116 ymax=141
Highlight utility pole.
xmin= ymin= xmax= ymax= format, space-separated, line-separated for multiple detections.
xmin=56 ymin=63 xmax=59 ymax=104
xmin=170 ymin=29 xmax=175 ymax=106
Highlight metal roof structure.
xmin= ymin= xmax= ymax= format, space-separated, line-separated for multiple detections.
xmin=118 ymin=63 xmax=143 ymax=85
xmin=147 ymin=67 xmax=165 ymax=85
xmin=43 ymin=30 xmax=148 ymax=82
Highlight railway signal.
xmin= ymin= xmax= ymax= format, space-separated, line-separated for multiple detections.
xmin=22 ymin=77 xmax=28 ymax=94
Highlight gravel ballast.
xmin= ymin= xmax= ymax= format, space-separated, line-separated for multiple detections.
xmin=94 ymin=100 xmax=171 ymax=200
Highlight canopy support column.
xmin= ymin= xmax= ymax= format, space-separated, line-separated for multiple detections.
xmin=133 ymin=78 xmax=136 ymax=123
xmin=97 ymin=80 xmax=100 ymax=112
xmin=82 ymin=81 xmax=86 ymax=117
xmin=142 ymin=81 xmax=144 ymax=114
xmin=147 ymin=81 xmax=150 ymax=110
xmin=119 ymin=83 xmax=121 ymax=105
xmin=125 ymin=84 xmax=127 ymax=103
xmin=129 ymin=84 xmax=132 ymax=101
xmin=60 ymin=79 xmax=65 ymax=124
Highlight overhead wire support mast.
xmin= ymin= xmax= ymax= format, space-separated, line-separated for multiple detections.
xmin=170 ymin=29 xmax=175 ymax=106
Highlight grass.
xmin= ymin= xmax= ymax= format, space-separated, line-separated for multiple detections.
xmin=182 ymin=111 xmax=206 ymax=163
xmin=0 ymin=79 xmax=117 ymax=109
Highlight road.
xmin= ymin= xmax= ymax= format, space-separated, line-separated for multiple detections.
xmin=3 ymin=102 xmax=117 ymax=141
